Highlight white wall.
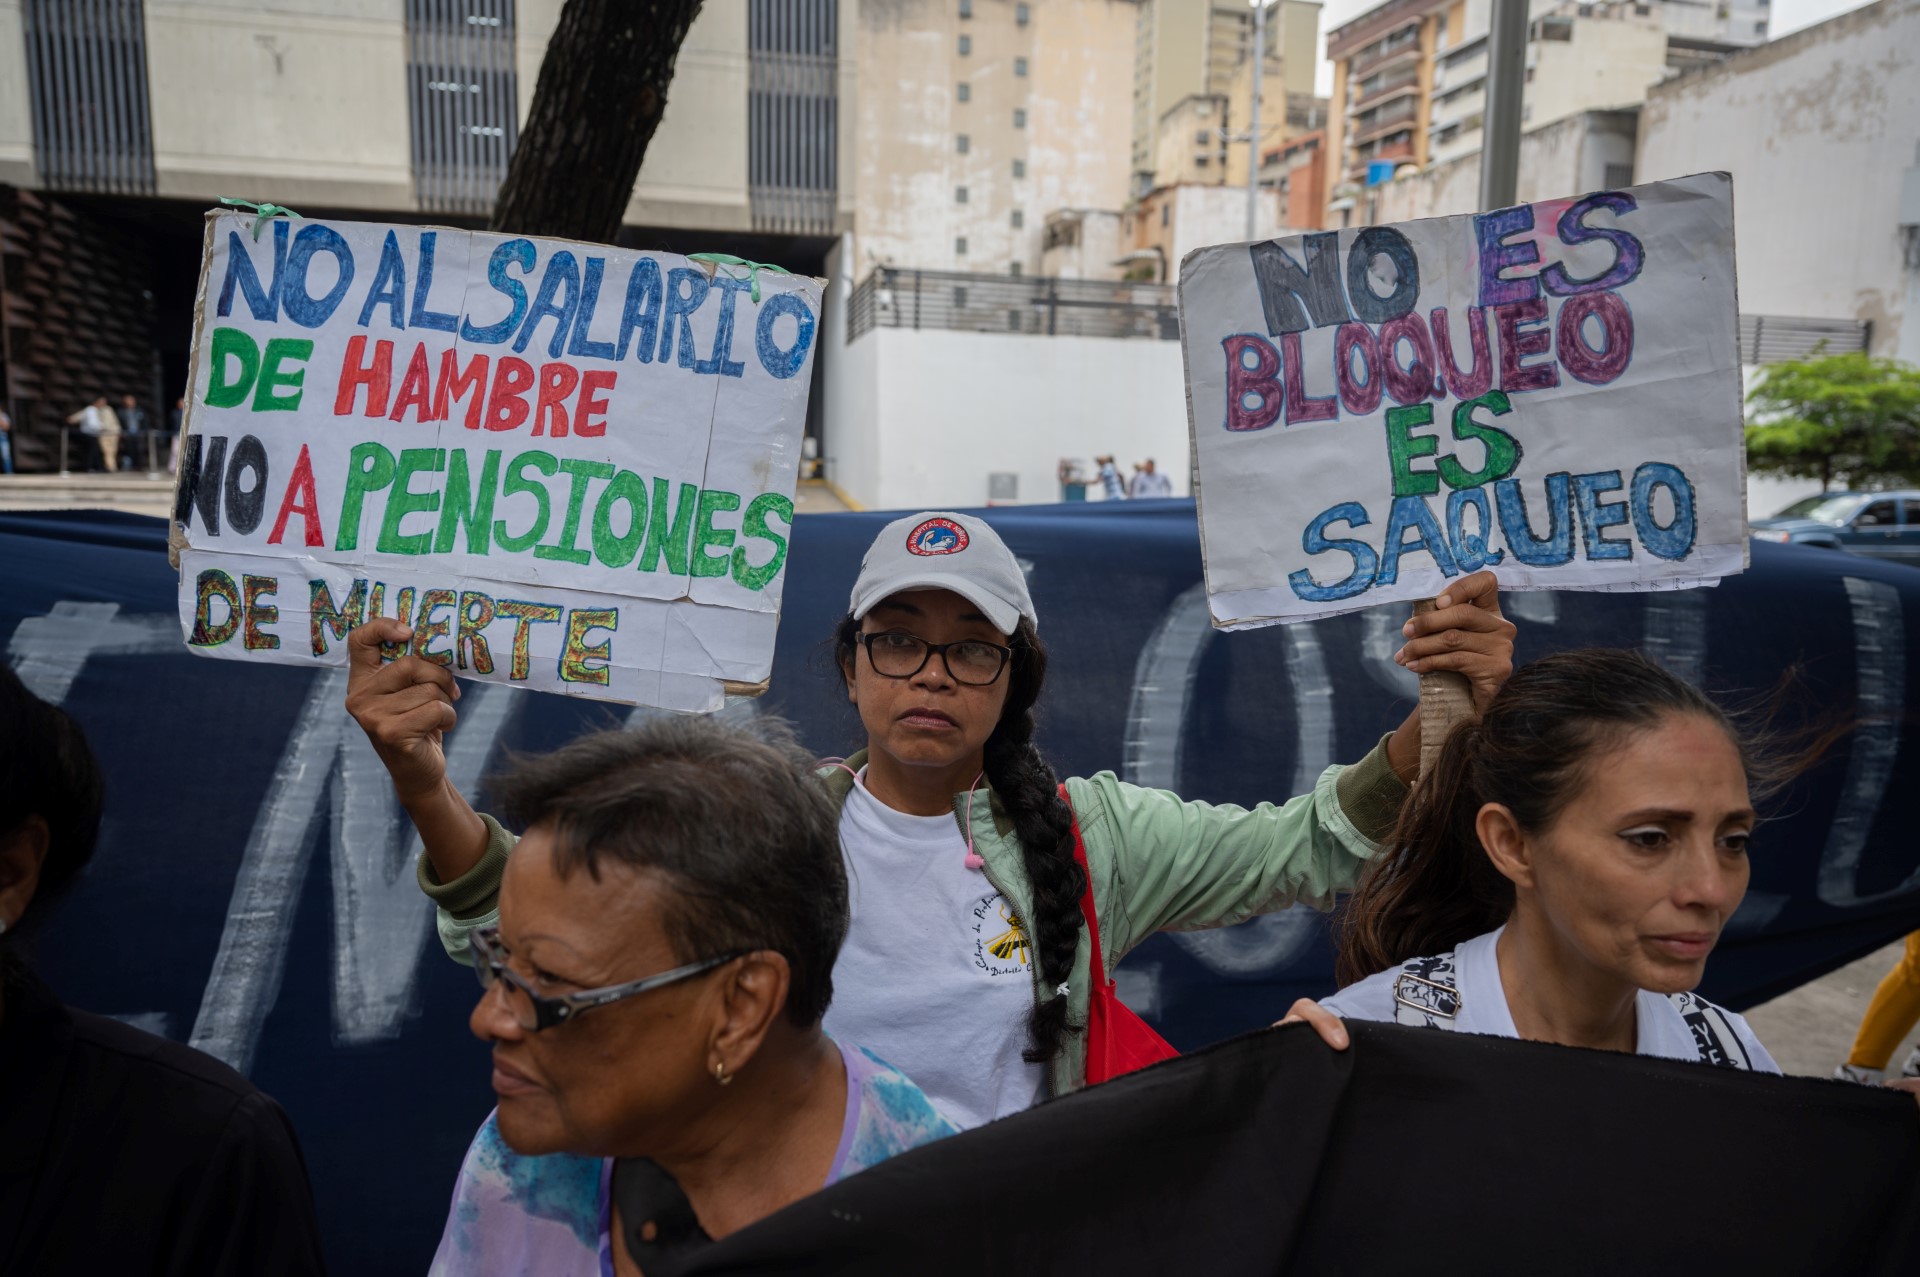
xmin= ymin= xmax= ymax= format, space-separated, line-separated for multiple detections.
xmin=1638 ymin=0 xmax=1919 ymax=358
xmin=822 ymin=319 xmax=1192 ymax=510
xmin=0 ymin=1 xmax=33 ymax=187
xmin=146 ymin=0 xmax=412 ymax=208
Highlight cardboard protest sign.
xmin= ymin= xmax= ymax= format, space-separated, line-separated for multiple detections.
xmin=170 ymin=213 xmax=821 ymax=711
xmin=1179 ymin=172 xmax=1744 ymax=629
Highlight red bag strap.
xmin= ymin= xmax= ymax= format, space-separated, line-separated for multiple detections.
xmin=1058 ymin=782 xmax=1108 ymax=990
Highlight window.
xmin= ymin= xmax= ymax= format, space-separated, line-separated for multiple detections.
xmin=1160 ymin=204 xmax=1169 ymax=228
xmin=1014 ymin=57 xmax=1028 ymax=77
xmin=1012 ymin=158 xmax=1025 ymax=178
xmin=956 ymin=185 xmax=969 ymax=203
xmin=1009 ymin=262 xmax=1023 ymax=277
xmin=957 ymin=82 xmax=970 ymax=102
xmin=1016 ymin=2 xmax=1029 ymax=25
xmin=1857 ymin=500 xmax=1898 ymax=527
xmin=1753 ymin=19 xmax=1766 ymax=34
xmin=957 ymin=133 xmax=970 ymax=154
xmin=958 ymin=33 xmax=971 ymax=55
xmin=955 ymin=236 xmax=968 ymax=255
xmin=1603 ymin=162 xmax=1633 ymax=189
xmin=953 ymin=286 xmax=969 ymax=307
xmin=959 ymin=0 xmax=972 ymax=15
xmin=1013 ymin=107 xmax=1026 ymax=128
xmin=1010 ymin=209 xmax=1024 ymax=229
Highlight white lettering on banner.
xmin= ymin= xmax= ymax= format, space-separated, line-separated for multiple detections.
xmin=1178 ymin=171 xmax=1747 ymax=629
xmin=171 ymin=214 xmax=822 ymax=712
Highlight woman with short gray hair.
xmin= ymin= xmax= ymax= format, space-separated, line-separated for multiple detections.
xmin=428 ymin=717 xmax=953 ymax=1277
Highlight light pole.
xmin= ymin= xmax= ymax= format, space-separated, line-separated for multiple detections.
xmin=1246 ymin=0 xmax=1266 ymax=242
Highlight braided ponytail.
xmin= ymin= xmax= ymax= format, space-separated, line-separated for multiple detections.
xmin=979 ymin=619 xmax=1086 ymax=1065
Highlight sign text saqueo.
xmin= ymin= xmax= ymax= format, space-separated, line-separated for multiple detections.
xmin=1179 ymin=172 xmax=1745 ymax=628
xmin=170 ymin=213 xmax=821 ymax=710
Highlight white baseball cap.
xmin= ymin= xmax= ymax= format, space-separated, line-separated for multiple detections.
xmin=849 ymin=511 xmax=1038 ymax=636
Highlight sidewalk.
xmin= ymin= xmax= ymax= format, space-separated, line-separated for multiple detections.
xmin=0 ymin=471 xmax=177 ymax=518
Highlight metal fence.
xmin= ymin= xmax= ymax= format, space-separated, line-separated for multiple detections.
xmin=1739 ymin=314 xmax=1872 ymax=365
xmin=21 ymin=0 xmax=155 ymax=196
xmin=405 ymin=0 xmax=519 ymax=217
xmin=846 ymin=268 xmax=1180 ymax=343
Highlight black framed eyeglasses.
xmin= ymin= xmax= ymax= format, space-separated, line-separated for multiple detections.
xmin=470 ymin=927 xmax=745 ymax=1032
xmin=859 ymin=630 xmax=1014 ymax=686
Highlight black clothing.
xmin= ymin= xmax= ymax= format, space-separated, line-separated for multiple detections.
xmin=0 ymin=967 xmax=327 ymax=1276
xmin=614 ymin=1157 xmax=713 ymax=1272
xmin=678 ymin=1020 xmax=1920 ymax=1276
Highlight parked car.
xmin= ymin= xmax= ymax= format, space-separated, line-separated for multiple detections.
xmin=1750 ymin=491 xmax=1920 ymax=566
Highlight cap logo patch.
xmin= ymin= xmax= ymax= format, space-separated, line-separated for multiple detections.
xmin=906 ymin=517 xmax=969 ymax=556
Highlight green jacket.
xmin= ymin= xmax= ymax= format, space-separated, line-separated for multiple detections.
xmin=419 ymin=736 xmax=1408 ymax=1100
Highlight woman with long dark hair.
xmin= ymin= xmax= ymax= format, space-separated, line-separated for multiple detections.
xmin=1308 ymin=649 xmax=1789 ymax=1068
xmin=348 ymin=510 xmax=1516 ymax=1126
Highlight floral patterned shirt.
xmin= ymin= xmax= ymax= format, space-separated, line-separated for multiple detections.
xmin=428 ymin=1040 xmax=955 ymax=1276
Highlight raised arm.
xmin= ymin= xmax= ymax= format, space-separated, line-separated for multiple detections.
xmin=1080 ymin=572 xmax=1515 ymax=958
xmin=344 ymin=618 xmax=490 ymax=884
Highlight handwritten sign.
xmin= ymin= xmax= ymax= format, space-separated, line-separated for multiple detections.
xmin=1179 ymin=172 xmax=1745 ymax=628
xmin=170 ymin=213 xmax=820 ymax=711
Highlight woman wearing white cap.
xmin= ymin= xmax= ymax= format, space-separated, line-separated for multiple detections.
xmin=346 ymin=511 xmax=1515 ymax=1129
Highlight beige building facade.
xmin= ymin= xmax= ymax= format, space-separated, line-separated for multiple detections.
xmin=1324 ymin=0 xmax=1767 ymax=224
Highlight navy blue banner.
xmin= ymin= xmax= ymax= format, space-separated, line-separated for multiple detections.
xmin=4 ymin=502 xmax=1917 ymax=1274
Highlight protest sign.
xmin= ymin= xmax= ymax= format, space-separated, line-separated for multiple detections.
xmin=1179 ymin=172 xmax=1745 ymax=629
xmin=170 ymin=212 xmax=821 ymax=711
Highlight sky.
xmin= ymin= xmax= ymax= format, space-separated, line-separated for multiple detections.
xmin=1308 ymin=0 xmax=1881 ymax=97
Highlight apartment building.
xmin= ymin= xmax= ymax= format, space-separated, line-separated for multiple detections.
xmin=848 ymin=0 xmax=1137 ymax=277
xmin=1129 ymin=0 xmax=1320 ymax=195
xmin=1323 ymin=0 xmax=1766 ymax=219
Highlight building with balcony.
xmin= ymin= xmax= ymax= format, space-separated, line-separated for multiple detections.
xmin=1323 ymin=0 xmax=1769 ymax=224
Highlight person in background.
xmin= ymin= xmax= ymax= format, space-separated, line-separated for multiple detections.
xmin=0 ymin=404 xmax=13 ymax=475
xmin=350 ymin=511 xmax=1515 ymax=1131
xmin=168 ymin=395 xmax=186 ymax=474
xmin=65 ymin=395 xmax=119 ymax=473
xmin=1128 ymin=458 xmax=1173 ymax=499
xmin=1834 ymin=934 xmax=1920 ymax=1085
xmin=428 ymin=718 xmax=954 ymax=1277
xmin=1096 ymin=455 xmax=1125 ymax=501
xmin=0 ymin=665 xmax=327 ymax=1276
xmin=120 ymin=394 xmax=148 ymax=471
xmin=1291 ymin=650 xmax=1801 ymax=1073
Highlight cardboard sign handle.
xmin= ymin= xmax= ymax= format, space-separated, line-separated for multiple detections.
xmin=1413 ymin=597 xmax=1474 ymax=780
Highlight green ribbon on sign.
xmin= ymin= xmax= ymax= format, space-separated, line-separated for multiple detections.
xmin=687 ymin=251 xmax=792 ymax=303
xmin=219 ymin=196 xmax=304 ymax=241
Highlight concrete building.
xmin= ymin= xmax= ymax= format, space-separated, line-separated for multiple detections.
xmin=1268 ymin=125 xmax=1328 ymax=228
xmin=1129 ymin=0 xmax=1320 ymax=195
xmin=1323 ymin=0 xmax=1765 ymax=223
xmin=1639 ymin=0 xmax=1920 ymax=512
xmin=0 ymin=0 xmax=1209 ymax=505
xmin=849 ymin=0 xmax=1137 ymax=278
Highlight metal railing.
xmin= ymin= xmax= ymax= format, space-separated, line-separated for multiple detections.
xmin=846 ymin=268 xmax=1179 ymax=343
xmin=1739 ymin=315 xmax=1871 ymax=365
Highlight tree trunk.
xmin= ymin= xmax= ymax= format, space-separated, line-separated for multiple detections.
xmin=489 ymin=0 xmax=705 ymax=244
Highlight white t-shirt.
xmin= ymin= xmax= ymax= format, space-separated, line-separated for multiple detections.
xmin=820 ymin=775 xmax=1049 ymax=1130
xmin=1320 ymin=925 xmax=1780 ymax=1072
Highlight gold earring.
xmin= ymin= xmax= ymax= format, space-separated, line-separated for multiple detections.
xmin=712 ymin=1060 xmax=732 ymax=1087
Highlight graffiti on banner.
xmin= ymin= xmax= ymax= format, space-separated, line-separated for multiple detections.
xmin=1178 ymin=171 xmax=1745 ymax=628
xmin=169 ymin=213 xmax=820 ymax=710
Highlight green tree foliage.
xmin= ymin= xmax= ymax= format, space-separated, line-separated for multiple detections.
xmin=1745 ymin=354 xmax=1920 ymax=491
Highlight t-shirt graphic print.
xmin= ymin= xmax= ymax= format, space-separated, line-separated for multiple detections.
xmin=823 ymin=775 xmax=1049 ymax=1130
